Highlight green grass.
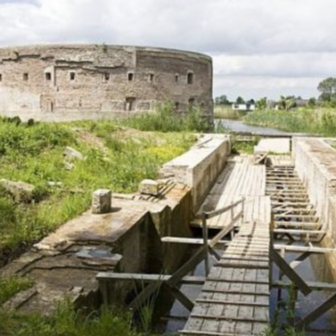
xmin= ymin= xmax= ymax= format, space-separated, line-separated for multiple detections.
xmin=244 ymin=108 xmax=336 ymax=136
xmin=0 ymin=276 xmax=33 ymax=306
xmin=122 ymin=102 xmax=211 ymax=132
xmin=214 ymin=106 xmax=247 ymax=120
xmin=0 ymin=116 xmax=197 ymax=266
xmin=0 ymin=300 xmax=172 ymax=336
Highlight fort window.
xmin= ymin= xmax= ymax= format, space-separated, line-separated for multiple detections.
xmin=187 ymin=72 xmax=194 ymax=84
xmin=148 ymin=73 xmax=154 ymax=82
xmin=175 ymin=102 xmax=180 ymax=110
xmin=189 ymin=98 xmax=195 ymax=106
xmin=125 ymin=97 xmax=136 ymax=111
xmin=175 ymin=74 xmax=179 ymax=82
xmin=104 ymin=73 xmax=110 ymax=81
xmin=45 ymin=72 xmax=52 ymax=81
xmin=69 ymin=72 xmax=76 ymax=81
xmin=128 ymin=72 xmax=134 ymax=81
xmin=23 ymin=73 xmax=29 ymax=81
xmin=0 ymin=74 xmax=2 ymax=82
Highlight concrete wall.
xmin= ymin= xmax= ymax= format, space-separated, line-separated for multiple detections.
xmin=0 ymin=45 xmax=213 ymax=122
xmin=293 ymin=137 xmax=336 ymax=277
xmin=160 ymin=134 xmax=231 ymax=212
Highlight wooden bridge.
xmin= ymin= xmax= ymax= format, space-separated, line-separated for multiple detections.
xmin=97 ymin=150 xmax=336 ymax=335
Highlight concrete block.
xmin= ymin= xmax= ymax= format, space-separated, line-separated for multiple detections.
xmin=139 ymin=179 xmax=160 ymax=196
xmin=92 ymin=189 xmax=111 ymax=214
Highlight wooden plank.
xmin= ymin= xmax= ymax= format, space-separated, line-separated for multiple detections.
xmin=161 ymin=237 xmax=230 ymax=245
xmin=195 ymin=299 xmax=268 ymax=307
xmin=97 ymin=273 xmax=205 ymax=285
xmin=274 ymin=244 xmax=336 ymax=254
xmin=190 ymin=314 xmax=268 ymax=323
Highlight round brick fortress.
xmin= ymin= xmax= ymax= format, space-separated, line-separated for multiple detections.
xmin=0 ymin=45 xmax=213 ymax=122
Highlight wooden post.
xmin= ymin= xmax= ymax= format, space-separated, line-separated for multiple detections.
xmin=202 ymin=212 xmax=210 ymax=276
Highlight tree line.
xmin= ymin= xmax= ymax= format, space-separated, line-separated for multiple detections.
xmin=215 ymin=78 xmax=336 ymax=110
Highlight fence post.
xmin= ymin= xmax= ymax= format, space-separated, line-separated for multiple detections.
xmin=202 ymin=212 xmax=210 ymax=276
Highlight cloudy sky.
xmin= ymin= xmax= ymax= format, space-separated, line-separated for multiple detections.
xmin=0 ymin=0 xmax=335 ymax=100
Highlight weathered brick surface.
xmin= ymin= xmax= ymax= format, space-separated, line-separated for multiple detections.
xmin=0 ymin=45 xmax=213 ymax=122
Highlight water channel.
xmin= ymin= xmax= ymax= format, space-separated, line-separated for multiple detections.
xmin=215 ymin=119 xmax=289 ymax=135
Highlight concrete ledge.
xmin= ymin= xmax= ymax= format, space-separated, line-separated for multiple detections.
xmin=293 ymin=138 xmax=336 ymax=252
xmin=160 ymin=134 xmax=231 ymax=211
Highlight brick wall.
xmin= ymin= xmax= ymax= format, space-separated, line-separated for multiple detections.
xmin=0 ymin=45 xmax=213 ymax=122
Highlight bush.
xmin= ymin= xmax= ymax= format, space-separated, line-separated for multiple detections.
xmin=121 ymin=102 xmax=210 ymax=132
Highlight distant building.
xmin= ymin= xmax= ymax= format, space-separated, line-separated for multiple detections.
xmin=232 ymin=103 xmax=256 ymax=111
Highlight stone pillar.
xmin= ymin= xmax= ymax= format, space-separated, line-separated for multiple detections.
xmin=92 ymin=189 xmax=112 ymax=214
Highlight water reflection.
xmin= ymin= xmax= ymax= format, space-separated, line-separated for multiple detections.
xmin=215 ymin=119 xmax=289 ymax=135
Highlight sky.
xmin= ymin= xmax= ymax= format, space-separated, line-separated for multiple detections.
xmin=0 ymin=0 xmax=335 ymax=100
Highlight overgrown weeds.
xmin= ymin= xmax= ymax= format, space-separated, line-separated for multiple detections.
xmin=214 ymin=106 xmax=247 ymax=120
xmin=244 ymin=108 xmax=336 ymax=136
xmin=0 ymin=116 xmax=196 ymax=265
xmin=121 ymin=102 xmax=211 ymax=132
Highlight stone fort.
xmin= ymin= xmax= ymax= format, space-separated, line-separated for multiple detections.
xmin=0 ymin=44 xmax=213 ymax=122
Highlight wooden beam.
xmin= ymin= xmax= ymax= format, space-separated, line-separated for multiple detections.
xmin=164 ymin=283 xmax=194 ymax=311
xmin=295 ymin=292 xmax=336 ymax=329
xmin=273 ymin=229 xmax=324 ymax=235
xmin=274 ymin=280 xmax=336 ymax=291
xmin=274 ymin=244 xmax=336 ymax=254
xmin=270 ymin=248 xmax=312 ymax=296
xmin=97 ymin=273 xmax=205 ymax=285
xmin=161 ymin=237 xmax=229 ymax=245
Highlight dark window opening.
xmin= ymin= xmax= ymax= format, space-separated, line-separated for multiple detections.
xmin=45 ymin=72 xmax=51 ymax=81
xmin=104 ymin=73 xmax=110 ymax=81
xmin=175 ymin=102 xmax=180 ymax=110
xmin=175 ymin=74 xmax=179 ymax=82
xmin=128 ymin=73 xmax=134 ymax=81
xmin=189 ymin=98 xmax=195 ymax=106
xmin=23 ymin=73 xmax=29 ymax=81
xmin=125 ymin=97 xmax=136 ymax=111
xmin=0 ymin=74 xmax=2 ymax=82
xmin=70 ymin=72 xmax=76 ymax=81
xmin=187 ymin=72 xmax=194 ymax=84
xmin=149 ymin=73 xmax=154 ymax=82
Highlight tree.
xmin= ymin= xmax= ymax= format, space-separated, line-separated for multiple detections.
xmin=235 ymin=96 xmax=245 ymax=104
xmin=317 ymin=77 xmax=336 ymax=102
xmin=278 ymin=96 xmax=296 ymax=111
xmin=214 ymin=95 xmax=229 ymax=105
xmin=308 ymin=97 xmax=317 ymax=108
xmin=256 ymin=97 xmax=267 ymax=110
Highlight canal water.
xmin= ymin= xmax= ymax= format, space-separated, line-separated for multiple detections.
xmin=215 ymin=119 xmax=289 ymax=135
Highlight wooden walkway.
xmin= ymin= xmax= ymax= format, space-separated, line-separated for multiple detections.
xmin=181 ymin=197 xmax=271 ymax=336
xmin=195 ymin=156 xmax=266 ymax=230
xmin=181 ymin=154 xmax=272 ymax=336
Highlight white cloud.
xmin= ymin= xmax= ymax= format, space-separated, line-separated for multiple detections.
xmin=0 ymin=0 xmax=335 ymax=98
